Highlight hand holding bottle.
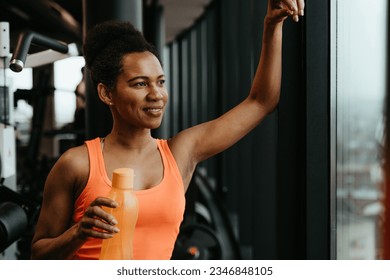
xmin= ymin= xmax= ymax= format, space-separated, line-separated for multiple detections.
xmin=76 ymin=197 xmax=120 ymax=240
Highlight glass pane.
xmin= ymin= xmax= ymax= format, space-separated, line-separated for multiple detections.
xmin=333 ymin=0 xmax=388 ymax=259
xmin=54 ymin=57 xmax=85 ymax=128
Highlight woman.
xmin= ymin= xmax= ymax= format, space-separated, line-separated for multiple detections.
xmin=31 ymin=0 xmax=305 ymax=259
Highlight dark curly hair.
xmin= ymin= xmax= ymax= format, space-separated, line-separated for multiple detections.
xmin=83 ymin=20 xmax=160 ymax=90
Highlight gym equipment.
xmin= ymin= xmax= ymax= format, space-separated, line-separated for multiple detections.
xmin=0 ymin=184 xmax=39 ymax=253
xmin=172 ymin=167 xmax=241 ymax=260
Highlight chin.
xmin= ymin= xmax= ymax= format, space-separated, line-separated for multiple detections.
xmin=148 ymin=121 xmax=163 ymax=130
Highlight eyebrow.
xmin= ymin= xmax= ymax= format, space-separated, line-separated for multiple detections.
xmin=127 ymin=75 xmax=165 ymax=83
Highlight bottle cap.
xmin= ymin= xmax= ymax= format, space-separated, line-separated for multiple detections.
xmin=112 ymin=168 xmax=134 ymax=189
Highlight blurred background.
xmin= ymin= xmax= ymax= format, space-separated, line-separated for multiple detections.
xmin=0 ymin=0 xmax=388 ymax=260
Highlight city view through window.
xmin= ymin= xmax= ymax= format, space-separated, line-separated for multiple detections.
xmin=333 ymin=0 xmax=388 ymax=259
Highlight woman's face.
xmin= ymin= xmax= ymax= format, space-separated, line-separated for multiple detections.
xmin=109 ymin=51 xmax=168 ymax=130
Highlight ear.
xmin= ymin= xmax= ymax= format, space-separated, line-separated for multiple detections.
xmin=97 ymin=83 xmax=114 ymax=106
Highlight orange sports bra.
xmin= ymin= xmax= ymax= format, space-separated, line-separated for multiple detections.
xmin=72 ymin=137 xmax=185 ymax=260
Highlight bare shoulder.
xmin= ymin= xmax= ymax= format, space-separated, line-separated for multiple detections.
xmin=167 ymin=121 xmax=213 ymax=163
xmin=47 ymin=144 xmax=90 ymax=192
xmin=167 ymin=129 xmax=196 ymax=163
xmin=55 ymin=144 xmax=89 ymax=174
xmin=167 ymin=130 xmax=199 ymax=189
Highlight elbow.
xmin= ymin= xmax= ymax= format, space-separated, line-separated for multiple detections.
xmin=248 ymin=81 xmax=281 ymax=114
xmin=30 ymin=241 xmax=43 ymax=260
xmin=266 ymin=96 xmax=280 ymax=114
xmin=250 ymin=91 xmax=280 ymax=115
xmin=265 ymin=95 xmax=280 ymax=114
xmin=30 ymin=239 xmax=51 ymax=260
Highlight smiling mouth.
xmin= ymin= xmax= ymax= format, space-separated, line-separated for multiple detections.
xmin=143 ymin=107 xmax=164 ymax=116
xmin=143 ymin=108 xmax=162 ymax=112
xmin=144 ymin=108 xmax=162 ymax=112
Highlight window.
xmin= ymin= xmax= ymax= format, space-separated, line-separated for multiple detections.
xmin=54 ymin=57 xmax=84 ymax=128
xmin=332 ymin=0 xmax=388 ymax=259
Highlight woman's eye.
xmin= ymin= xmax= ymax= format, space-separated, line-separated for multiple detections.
xmin=134 ymin=82 xmax=147 ymax=87
xmin=158 ymin=80 xmax=166 ymax=86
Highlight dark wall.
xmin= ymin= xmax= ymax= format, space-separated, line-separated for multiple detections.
xmin=164 ymin=0 xmax=330 ymax=259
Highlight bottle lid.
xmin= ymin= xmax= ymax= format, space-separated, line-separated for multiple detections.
xmin=112 ymin=168 xmax=134 ymax=189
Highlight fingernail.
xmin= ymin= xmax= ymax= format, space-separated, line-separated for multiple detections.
xmin=113 ymin=227 xmax=120 ymax=233
xmin=293 ymin=15 xmax=299 ymax=22
xmin=299 ymin=10 xmax=304 ymax=16
xmin=111 ymin=218 xmax=118 ymax=225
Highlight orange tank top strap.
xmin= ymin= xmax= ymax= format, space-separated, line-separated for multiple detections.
xmin=156 ymin=139 xmax=184 ymax=191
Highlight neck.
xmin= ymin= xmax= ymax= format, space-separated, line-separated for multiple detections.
xmin=105 ymin=127 xmax=154 ymax=150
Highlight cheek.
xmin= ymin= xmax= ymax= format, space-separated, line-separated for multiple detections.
xmin=163 ymin=91 xmax=169 ymax=104
xmin=115 ymin=99 xmax=139 ymax=117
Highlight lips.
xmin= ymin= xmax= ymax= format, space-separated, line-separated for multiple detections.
xmin=142 ymin=106 xmax=164 ymax=116
xmin=143 ymin=107 xmax=162 ymax=112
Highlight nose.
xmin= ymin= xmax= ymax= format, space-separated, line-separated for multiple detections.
xmin=147 ymin=84 xmax=164 ymax=101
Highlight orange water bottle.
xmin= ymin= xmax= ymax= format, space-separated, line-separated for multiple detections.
xmin=99 ymin=168 xmax=139 ymax=260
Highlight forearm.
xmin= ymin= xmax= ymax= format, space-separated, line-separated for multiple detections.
xmin=31 ymin=224 xmax=86 ymax=260
xmin=249 ymin=18 xmax=284 ymax=113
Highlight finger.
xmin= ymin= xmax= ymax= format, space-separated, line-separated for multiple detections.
xmin=280 ymin=0 xmax=298 ymax=13
xmin=273 ymin=8 xmax=293 ymax=20
xmin=81 ymin=227 xmax=116 ymax=239
xmin=90 ymin=197 xmax=118 ymax=208
xmin=80 ymin=216 xmax=120 ymax=234
xmin=297 ymin=0 xmax=305 ymax=16
xmin=84 ymin=205 xmax=118 ymax=225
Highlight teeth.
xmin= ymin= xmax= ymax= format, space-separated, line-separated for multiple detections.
xmin=145 ymin=108 xmax=161 ymax=112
